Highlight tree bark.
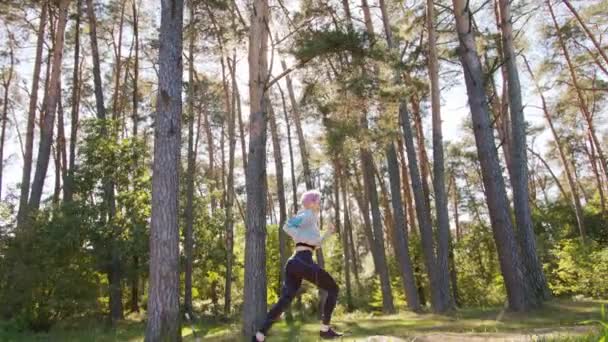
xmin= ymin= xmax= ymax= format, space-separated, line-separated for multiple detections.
xmin=243 ymin=0 xmax=270 ymax=334
xmin=145 ymin=0 xmax=184 ymax=340
xmin=498 ymin=0 xmax=549 ymax=304
xmin=278 ymin=84 xmax=298 ymax=213
xmin=64 ymin=0 xmax=82 ymax=203
xmin=268 ymin=99 xmax=289 ymax=313
xmin=17 ymin=2 xmax=48 ymax=227
xmin=86 ymin=0 xmax=106 ymax=120
xmin=111 ymin=0 xmax=126 ymax=120
xmin=341 ymin=175 xmax=362 ymax=296
xmin=400 ymin=102 xmax=445 ymax=311
xmin=281 ymin=60 xmax=313 ymax=189
xmin=358 ymin=0 xmax=396 ymax=313
xmin=130 ymin=256 xmax=140 ymax=313
xmin=426 ymin=0 xmax=454 ymax=311
xmin=0 ymin=37 xmax=15 ymax=200
xmin=397 ymin=136 xmax=427 ymax=306
xmin=224 ymin=55 xmax=238 ymax=317
xmin=334 ymin=161 xmax=353 ymax=311
xmin=87 ymin=0 xmax=123 ymax=322
xmin=374 ymin=164 xmax=394 ymax=251
xmin=184 ymin=4 xmax=195 ymax=316
xmin=54 ymin=83 xmax=67 ymax=204
xmin=359 ymin=149 xmax=396 ymax=313
xmin=410 ymin=98 xmax=433 ymax=212
xmin=132 ymin=0 xmax=139 ymax=136
xmin=386 ymin=142 xmax=421 ymax=311
xmin=28 ymin=0 xmax=69 ymax=211
xmin=452 ymin=0 xmax=530 ymax=311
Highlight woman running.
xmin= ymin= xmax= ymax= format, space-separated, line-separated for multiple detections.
xmin=252 ymin=190 xmax=343 ymax=341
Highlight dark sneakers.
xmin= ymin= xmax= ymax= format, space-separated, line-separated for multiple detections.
xmin=319 ymin=327 xmax=343 ymax=339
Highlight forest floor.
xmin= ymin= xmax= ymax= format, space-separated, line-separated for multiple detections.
xmin=1 ymin=299 xmax=605 ymax=341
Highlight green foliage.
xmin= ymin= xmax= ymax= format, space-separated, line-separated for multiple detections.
xmin=0 ymin=206 xmax=100 ymax=332
xmin=74 ymin=118 xmax=151 ymax=279
xmin=453 ymin=223 xmax=505 ymax=307
xmin=548 ymin=239 xmax=608 ymax=300
xmin=292 ymin=29 xmax=368 ymax=63
xmin=0 ymin=118 xmax=154 ymax=331
xmin=189 ymin=194 xmax=227 ymax=315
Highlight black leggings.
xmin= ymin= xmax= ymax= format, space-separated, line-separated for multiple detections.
xmin=260 ymin=250 xmax=339 ymax=334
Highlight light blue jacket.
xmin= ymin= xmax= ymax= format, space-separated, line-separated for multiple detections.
xmin=282 ymin=209 xmax=327 ymax=247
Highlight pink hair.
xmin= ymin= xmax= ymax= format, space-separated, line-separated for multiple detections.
xmin=301 ymin=190 xmax=321 ymax=208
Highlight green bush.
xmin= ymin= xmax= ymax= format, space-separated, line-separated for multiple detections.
xmin=548 ymin=239 xmax=608 ymax=299
xmin=0 ymin=206 xmax=100 ymax=331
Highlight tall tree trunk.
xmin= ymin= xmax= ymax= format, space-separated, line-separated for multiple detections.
xmin=224 ymin=55 xmax=238 ymax=317
xmin=87 ymin=0 xmax=123 ymax=322
xmin=278 ymin=84 xmax=298 ymax=212
xmin=145 ymin=0 xmax=184 ymax=340
xmin=269 ymin=97 xmax=294 ymax=320
xmin=281 ymin=60 xmax=314 ymax=189
xmin=130 ymin=256 xmax=140 ymax=313
xmin=449 ymin=174 xmax=461 ymax=241
xmin=363 ymin=0 xmax=420 ymax=292
xmin=267 ymin=100 xmax=291 ymax=320
xmin=360 ymin=149 xmax=396 ymax=313
xmin=410 ymin=98 xmax=433 ymax=212
xmin=184 ymin=5 xmax=195 ymax=316
xmin=498 ymin=0 xmax=549 ymax=303
xmin=129 ymin=0 xmax=141 ymax=315
xmin=202 ymin=90 xmax=216 ymax=212
xmin=28 ymin=0 xmax=69 ymax=210
xmin=386 ymin=142 xmax=421 ymax=312
xmin=397 ymin=137 xmax=427 ymax=306
xmin=243 ymin=0 xmax=269 ymax=335
xmin=341 ymin=176 xmax=362 ymax=296
xmin=0 ymin=39 xmax=14 ymax=200
xmin=54 ymin=84 xmax=67 ymax=204
xmin=268 ymin=99 xmax=289 ymax=310
xmin=491 ymin=0 xmax=513 ymax=174
xmin=132 ymin=0 xmax=139 ymax=136
xmin=585 ymin=132 xmax=607 ymax=214
xmin=86 ymin=0 xmax=106 ymax=120
xmin=400 ymin=103 xmax=444 ymax=311
xmin=334 ymin=161 xmax=353 ymax=311
xmin=374 ymin=164 xmax=394 ymax=250
xmin=452 ymin=0 xmax=530 ymax=311
xmin=17 ymin=2 xmax=48 ymax=227
xmin=358 ymin=0 xmax=395 ymax=313
xmin=64 ymin=0 xmax=82 ymax=203
xmin=426 ymin=0 xmax=454 ymax=311
xmin=448 ymin=175 xmax=460 ymax=305
xmin=237 ymin=84 xmax=247 ymax=173
xmin=111 ymin=0 xmax=126 ymax=120
xmin=547 ymin=0 xmax=608 ymax=194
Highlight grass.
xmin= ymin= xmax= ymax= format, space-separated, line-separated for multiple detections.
xmin=1 ymin=299 xmax=605 ymax=341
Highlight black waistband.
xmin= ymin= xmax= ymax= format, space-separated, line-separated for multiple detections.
xmin=295 ymin=242 xmax=317 ymax=249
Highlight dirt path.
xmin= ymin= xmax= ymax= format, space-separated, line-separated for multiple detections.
xmin=354 ymin=326 xmax=595 ymax=341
